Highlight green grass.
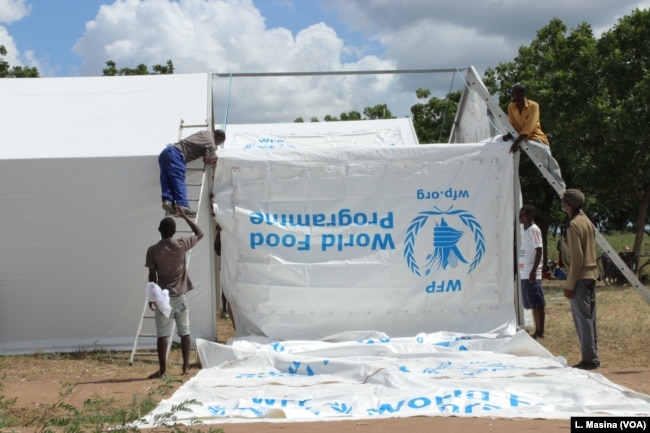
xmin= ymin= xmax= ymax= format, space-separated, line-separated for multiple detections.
xmin=535 ymin=281 xmax=650 ymax=368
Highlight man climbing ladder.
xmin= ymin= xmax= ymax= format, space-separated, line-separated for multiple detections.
xmin=159 ymin=128 xmax=226 ymax=217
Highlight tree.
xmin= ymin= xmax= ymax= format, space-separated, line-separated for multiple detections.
xmin=0 ymin=45 xmax=39 ymax=78
xmin=483 ymin=10 xmax=650 ymax=267
xmin=482 ymin=18 xmax=601 ymax=263
xmin=590 ymin=9 xmax=650 ymax=263
xmin=410 ymin=88 xmax=460 ymax=143
xmin=102 ymin=59 xmax=174 ymax=76
xmin=340 ymin=111 xmax=362 ymax=121
xmin=298 ymin=106 xmax=392 ymax=123
xmin=363 ymin=104 xmax=394 ymax=120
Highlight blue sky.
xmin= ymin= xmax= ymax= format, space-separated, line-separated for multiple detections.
xmin=1 ymin=0 xmax=649 ymax=123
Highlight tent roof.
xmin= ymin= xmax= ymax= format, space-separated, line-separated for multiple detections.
xmin=0 ymin=73 xmax=210 ymax=160
xmin=221 ymin=118 xmax=419 ymax=150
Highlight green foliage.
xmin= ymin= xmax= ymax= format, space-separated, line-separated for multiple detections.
xmin=363 ymin=104 xmax=394 ymax=120
xmin=102 ymin=59 xmax=174 ymax=76
xmin=0 ymin=45 xmax=39 ymax=78
xmin=484 ymin=10 xmax=650 ymax=259
xmin=0 ymin=374 xmax=18 ymax=427
xmin=298 ymin=105 xmax=393 ymax=123
xmin=410 ymin=89 xmax=460 ymax=143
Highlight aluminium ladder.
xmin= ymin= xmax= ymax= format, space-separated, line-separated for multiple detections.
xmin=129 ymin=119 xmax=211 ymax=366
xmin=463 ymin=67 xmax=650 ymax=306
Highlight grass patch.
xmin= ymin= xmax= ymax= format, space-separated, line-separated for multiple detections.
xmin=530 ymin=280 xmax=650 ymax=368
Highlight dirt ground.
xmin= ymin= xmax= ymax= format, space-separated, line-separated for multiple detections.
xmin=3 ymin=316 xmax=650 ymax=433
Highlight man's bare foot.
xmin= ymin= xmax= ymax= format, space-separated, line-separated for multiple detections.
xmin=147 ymin=371 xmax=166 ymax=379
xmin=182 ymin=365 xmax=190 ymax=375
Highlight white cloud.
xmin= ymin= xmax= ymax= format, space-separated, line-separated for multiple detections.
xmin=72 ymin=0 xmax=397 ymax=123
xmin=0 ymin=0 xmax=30 ymax=24
xmin=0 ymin=0 xmax=31 ymax=67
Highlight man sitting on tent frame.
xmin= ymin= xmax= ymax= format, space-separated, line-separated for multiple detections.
xmin=502 ymin=83 xmax=565 ymax=191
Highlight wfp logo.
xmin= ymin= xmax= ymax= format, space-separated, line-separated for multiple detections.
xmin=404 ymin=207 xmax=485 ymax=277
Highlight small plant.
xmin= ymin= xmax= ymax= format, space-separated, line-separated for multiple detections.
xmin=0 ymin=373 xmax=18 ymax=428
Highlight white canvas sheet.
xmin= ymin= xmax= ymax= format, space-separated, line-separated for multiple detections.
xmin=0 ymin=73 xmax=216 ymax=354
xmin=222 ymin=118 xmax=418 ymax=150
xmin=213 ymin=138 xmax=517 ymax=339
xmin=135 ymin=332 xmax=650 ymax=426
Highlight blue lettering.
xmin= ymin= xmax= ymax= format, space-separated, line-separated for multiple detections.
xmin=339 ymin=209 xmax=352 ymax=226
xmin=509 ymin=394 xmax=534 ymax=407
xmin=417 ymin=189 xmax=469 ymax=200
xmin=370 ymin=400 xmax=405 ymax=415
xmin=379 ymin=212 xmax=394 ymax=229
xmin=249 ymin=232 xmax=310 ymax=251
xmin=408 ymin=397 xmax=432 ymax=409
xmin=426 ymin=280 xmax=462 ymax=293
xmin=250 ymin=210 xmax=393 ymax=228
xmin=267 ymin=233 xmax=280 ymax=247
xmin=353 ymin=213 xmax=368 ymax=225
xmin=313 ymin=214 xmax=326 ymax=226
xmin=372 ymin=233 xmax=395 ymax=249
xmin=250 ymin=233 xmax=263 ymax=249
xmin=322 ymin=233 xmax=395 ymax=251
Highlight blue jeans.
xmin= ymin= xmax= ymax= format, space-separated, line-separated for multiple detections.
xmin=159 ymin=146 xmax=189 ymax=207
xmin=521 ymin=279 xmax=546 ymax=309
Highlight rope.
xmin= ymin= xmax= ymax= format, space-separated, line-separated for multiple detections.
xmin=222 ymin=73 xmax=233 ymax=131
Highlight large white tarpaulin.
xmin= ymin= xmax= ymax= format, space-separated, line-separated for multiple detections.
xmin=213 ymin=138 xmax=516 ymax=339
xmin=134 ymin=332 xmax=650 ymax=426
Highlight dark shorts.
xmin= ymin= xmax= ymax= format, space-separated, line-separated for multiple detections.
xmin=521 ymin=279 xmax=546 ymax=309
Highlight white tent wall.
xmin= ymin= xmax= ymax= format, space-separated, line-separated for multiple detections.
xmin=213 ymin=141 xmax=518 ymax=340
xmin=0 ymin=73 xmax=217 ymax=355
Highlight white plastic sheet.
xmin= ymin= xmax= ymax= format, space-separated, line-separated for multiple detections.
xmin=213 ymin=139 xmax=517 ymax=340
xmin=135 ymin=331 xmax=650 ymax=426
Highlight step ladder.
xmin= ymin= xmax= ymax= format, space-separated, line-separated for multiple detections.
xmin=129 ymin=119 xmax=212 ymax=366
xmin=463 ymin=67 xmax=650 ymax=306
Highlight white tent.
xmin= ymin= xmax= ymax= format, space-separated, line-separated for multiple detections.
xmin=0 ymin=67 xmax=509 ymax=355
xmin=0 ymin=73 xmax=217 ymax=354
xmin=213 ymin=139 xmax=517 ymax=340
xmin=221 ymin=118 xmax=419 ymax=150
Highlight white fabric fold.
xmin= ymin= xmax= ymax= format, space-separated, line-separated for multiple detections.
xmin=146 ymin=282 xmax=171 ymax=317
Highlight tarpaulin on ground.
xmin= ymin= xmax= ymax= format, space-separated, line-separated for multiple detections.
xmin=134 ymin=332 xmax=650 ymax=426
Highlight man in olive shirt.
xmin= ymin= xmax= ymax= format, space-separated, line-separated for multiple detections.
xmin=159 ymin=129 xmax=225 ymax=217
xmin=560 ymin=189 xmax=600 ymax=370
xmin=145 ymin=207 xmax=203 ymax=378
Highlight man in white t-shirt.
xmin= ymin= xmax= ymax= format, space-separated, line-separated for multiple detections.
xmin=518 ymin=205 xmax=546 ymax=339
